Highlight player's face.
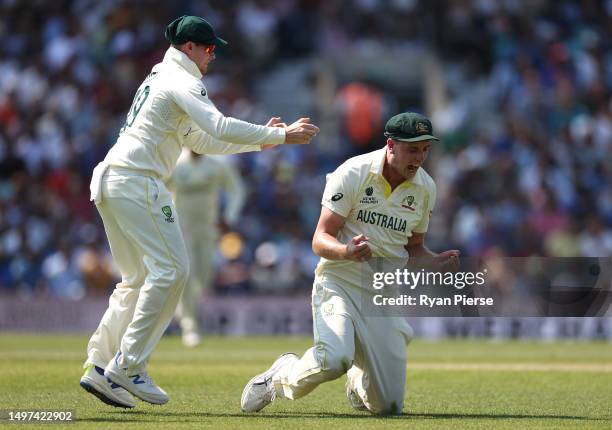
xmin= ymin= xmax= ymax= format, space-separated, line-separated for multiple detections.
xmin=387 ymin=139 xmax=432 ymax=180
xmin=185 ymin=42 xmax=216 ymax=75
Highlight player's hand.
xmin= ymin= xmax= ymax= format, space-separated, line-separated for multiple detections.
xmin=284 ymin=117 xmax=320 ymax=144
xmin=345 ymin=234 xmax=372 ymax=262
xmin=266 ymin=117 xmax=287 ymax=128
xmin=434 ymin=250 xmax=461 ymax=271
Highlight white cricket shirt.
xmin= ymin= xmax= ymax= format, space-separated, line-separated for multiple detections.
xmin=103 ymin=47 xmax=285 ymax=182
xmin=315 ymin=147 xmax=436 ymax=290
xmin=171 ymin=152 xmax=245 ymax=235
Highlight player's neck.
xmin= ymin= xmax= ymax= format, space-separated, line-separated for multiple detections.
xmin=382 ymin=159 xmax=406 ymax=191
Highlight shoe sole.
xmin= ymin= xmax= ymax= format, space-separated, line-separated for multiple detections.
xmin=346 ymin=372 xmax=368 ymax=411
xmin=104 ymin=369 xmax=169 ymax=405
xmin=80 ymin=378 xmax=135 ymax=409
xmin=240 ymin=352 xmax=298 ymax=412
xmin=346 ymin=386 xmax=368 ymax=411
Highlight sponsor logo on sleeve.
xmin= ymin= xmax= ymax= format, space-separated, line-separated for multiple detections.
xmin=331 ymin=193 xmax=343 ymax=201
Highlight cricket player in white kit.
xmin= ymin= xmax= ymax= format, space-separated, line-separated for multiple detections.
xmin=241 ymin=112 xmax=460 ymax=415
xmin=79 ymin=15 xmax=319 ymax=409
xmin=171 ymin=150 xmax=247 ymax=347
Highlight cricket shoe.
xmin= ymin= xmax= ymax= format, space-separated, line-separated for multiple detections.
xmin=346 ymin=378 xmax=368 ymax=411
xmin=80 ymin=364 xmax=136 ymax=408
xmin=241 ymin=353 xmax=298 ymax=412
xmin=104 ymin=351 xmax=169 ymax=405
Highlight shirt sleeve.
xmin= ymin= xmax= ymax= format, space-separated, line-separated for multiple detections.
xmin=170 ymin=81 xmax=285 ymax=146
xmin=413 ymin=179 xmax=436 ymax=234
xmin=181 ymin=124 xmax=262 ymax=155
xmin=320 ymin=164 xmax=356 ymax=218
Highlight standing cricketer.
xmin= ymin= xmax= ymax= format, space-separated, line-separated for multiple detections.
xmin=171 ymin=150 xmax=247 ymax=347
xmin=80 ymin=15 xmax=319 ymax=409
xmin=241 ymin=112 xmax=459 ymax=415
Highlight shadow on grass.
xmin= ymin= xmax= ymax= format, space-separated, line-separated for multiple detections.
xmin=74 ymin=410 xmax=608 ymax=423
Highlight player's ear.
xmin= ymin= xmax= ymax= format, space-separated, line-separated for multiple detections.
xmin=176 ymin=42 xmax=190 ymax=56
xmin=387 ymin=138 xmax=395 ymax=153
xmin=182 ymin=41 xmax=194 ymax=54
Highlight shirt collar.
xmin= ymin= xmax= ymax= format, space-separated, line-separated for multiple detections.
xmin=370 ymin=147 xmax=387 ymax=176
xmin=162 ymin=46 xmax=202 ymax=79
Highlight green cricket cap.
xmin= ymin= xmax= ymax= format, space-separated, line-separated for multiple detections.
xmin=384 ymin=112 xmax=439 ymax=142
xmin=165 ymin=15 xmax=228 ymax=46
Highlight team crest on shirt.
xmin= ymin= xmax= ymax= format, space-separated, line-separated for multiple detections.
xmin=162 ymin=206 xmax=175 ymax=223
xmin=401 ymin=195 xmax=416 ymax=212
xmin=323 ymin=303 xmax=334 ymax=316
xmin=360 ymin=186 xmax=378 ymax=204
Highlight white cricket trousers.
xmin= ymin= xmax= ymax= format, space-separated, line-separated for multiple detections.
xmin=175 ymin=228 xmax=216 ymax=337
xmin=273 ymin=278 xmax=413 ymax=415
xmin=85 ymin=167 xmax=189 ymax=374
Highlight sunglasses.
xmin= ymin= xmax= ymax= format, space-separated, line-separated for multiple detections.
xmin=204 ymin=45 xmax=216 ymax=55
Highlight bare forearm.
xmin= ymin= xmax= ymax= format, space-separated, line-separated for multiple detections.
xmin=312 ymin=232 xmax=347 ymax=260
xmin=405 ymin=243 xmax=437 ymax=258
xmin=407 ymin=243 xmax=461 ymax=271
xmin=406 ymin=243 xmax=438 ymax=271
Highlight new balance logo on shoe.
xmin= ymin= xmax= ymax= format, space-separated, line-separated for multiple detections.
xmin=131 ymin=374 xmax=146 ymax=385
xmin=94 ymin=365 xmax=122 ymax=389
xmin=80 ymin=364 xmax=136 ymax=408
xmin=105 ymin=351 xmax=169 ymax=405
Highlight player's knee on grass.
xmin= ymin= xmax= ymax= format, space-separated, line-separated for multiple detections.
xmin=317 ymin=345 xmax=353 ymax=379
xmin=368 ymin=398 xmax=404 ymax=415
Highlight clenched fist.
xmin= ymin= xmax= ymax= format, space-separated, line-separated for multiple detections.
xmin=345 ymin=234 xmax=372 ymax=262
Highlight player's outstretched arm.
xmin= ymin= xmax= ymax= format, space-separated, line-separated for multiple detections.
xmin=312 ymin=207 xmax=372 ymax=262
xmin=171 ymin=84 xmax=287 ymax=146
xmin=182 ymin=127 xmax=262 ymax=154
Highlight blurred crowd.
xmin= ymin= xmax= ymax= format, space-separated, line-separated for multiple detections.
xmin=0 ymin=0 xmax=610 ymax=299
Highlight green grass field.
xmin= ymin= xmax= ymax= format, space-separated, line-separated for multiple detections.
xmin=1 ymin=334 xmax=611 ymax=429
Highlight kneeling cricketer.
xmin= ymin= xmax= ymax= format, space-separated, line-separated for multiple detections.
xmin=241 ymin=112 xmax=460 ymax=415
